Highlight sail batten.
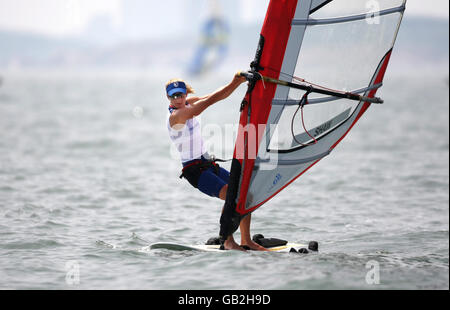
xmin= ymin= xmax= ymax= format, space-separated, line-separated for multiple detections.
xmin=293 ymin=4 xmax=406 ymax=26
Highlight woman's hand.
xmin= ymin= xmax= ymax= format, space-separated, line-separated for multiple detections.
xmin=233 ymin=72 xmax=248 ymax=85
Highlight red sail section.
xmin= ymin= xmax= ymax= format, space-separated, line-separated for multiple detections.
xmin=233 ymin=0 xmax=299 ymax=215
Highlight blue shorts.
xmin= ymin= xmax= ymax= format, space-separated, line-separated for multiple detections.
xmin=197 ymin=166 xmax=229 ymax=198
xmin=182 ymin=157 xmax=230 ymax=198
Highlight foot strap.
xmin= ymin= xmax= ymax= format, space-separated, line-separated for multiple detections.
xmin=252 ymin=234 xmax=288 ymax=248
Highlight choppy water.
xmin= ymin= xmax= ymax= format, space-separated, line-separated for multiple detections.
xmin=0 ymin=71 xmax=448 ymax=290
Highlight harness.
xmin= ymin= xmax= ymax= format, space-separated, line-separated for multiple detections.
xmin=179 ymin=155 xmax=231 ymax=191
xmin=179 ymin=158 xmax=221 ymax=180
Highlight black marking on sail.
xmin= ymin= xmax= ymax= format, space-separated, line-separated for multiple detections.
xmin=310 ymin=0 xmax=333 ymax=15
xmin=251 ymin=35 xmax=265 ymax=72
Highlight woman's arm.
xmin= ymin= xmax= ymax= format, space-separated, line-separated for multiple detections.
xmin=173 ymin=74 xmax=246 ymax=125
xmin=190 ymin=75 xmax=245 ymax=114
xmin=186 ymin=95 xmax=207 ymax=105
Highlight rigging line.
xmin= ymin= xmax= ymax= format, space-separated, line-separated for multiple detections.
xmin=291 ymin=91 xmax=317 ymax=147
xmin=254 ymin=71 xmax=266 ymax=89
xmin=262 ymin=65 xmax=299 ymax=81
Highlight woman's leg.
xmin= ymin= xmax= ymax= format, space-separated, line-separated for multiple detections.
xmin=218 ymin=184 xmax=228 ymax=200
xmin=219 ymin=184 xmax=267 ymax=251
xmin=218 ymin=184 xmax=246 ymax=250
xmin=201 ymin=167 xmax=266 ymax=251
xmin=239 ymin=214 xmax=268 ymax=251
xmin=197 ymin=167 xmax=228 ymax=199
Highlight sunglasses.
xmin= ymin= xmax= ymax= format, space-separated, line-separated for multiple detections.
xmin=170 ymin=92 xmax=185 ymax=100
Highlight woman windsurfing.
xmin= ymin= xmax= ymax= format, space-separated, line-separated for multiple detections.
xmin=166 ymin=73 xmax=267 ymax=251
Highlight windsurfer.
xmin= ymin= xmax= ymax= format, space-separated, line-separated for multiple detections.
xmin=166 ymin=73 xmax=267 ymax=251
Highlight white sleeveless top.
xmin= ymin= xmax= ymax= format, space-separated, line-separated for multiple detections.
xmin=167 ymin=111 xmax=206 ymax=163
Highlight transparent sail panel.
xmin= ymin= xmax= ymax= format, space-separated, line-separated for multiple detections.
xmin=310 ymin=0 xmax=405 ymax=18
xmin=268 ymin=12 xmax=402 ymax=152
xmin=290 ymin=12 xmax=401 ymax=96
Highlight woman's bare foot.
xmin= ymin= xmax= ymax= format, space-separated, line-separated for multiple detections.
xmin=223 ymin=236 xmax=247 ymax=251
xmin=241 ymin=240 xmax=269 ymax=251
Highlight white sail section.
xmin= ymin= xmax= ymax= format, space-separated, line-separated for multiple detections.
xmin=244 ymin=0 xmax=406 ymax=210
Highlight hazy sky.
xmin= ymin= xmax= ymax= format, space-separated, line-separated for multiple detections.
xmin=0 ymin=0 xmax=448 ymax=37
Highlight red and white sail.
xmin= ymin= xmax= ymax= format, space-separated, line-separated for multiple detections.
xmin=220 ymin=0 xmax=406 ymax=238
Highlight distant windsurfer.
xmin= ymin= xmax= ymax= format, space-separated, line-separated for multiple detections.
xmin=166 ymin=73 xmax=267 ymax=251
xmin=188 ymin=0 xmax=229 ymax=76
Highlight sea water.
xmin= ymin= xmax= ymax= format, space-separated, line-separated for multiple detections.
xmin=0 ymin=71 xmax=448 ymax=290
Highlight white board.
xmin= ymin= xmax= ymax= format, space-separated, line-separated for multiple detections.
xmin=149 ymin=242 xmax=310 ymax=253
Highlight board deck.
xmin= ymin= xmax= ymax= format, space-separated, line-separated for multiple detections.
xmin=150 ymin=242 xmax=310 ymax=253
